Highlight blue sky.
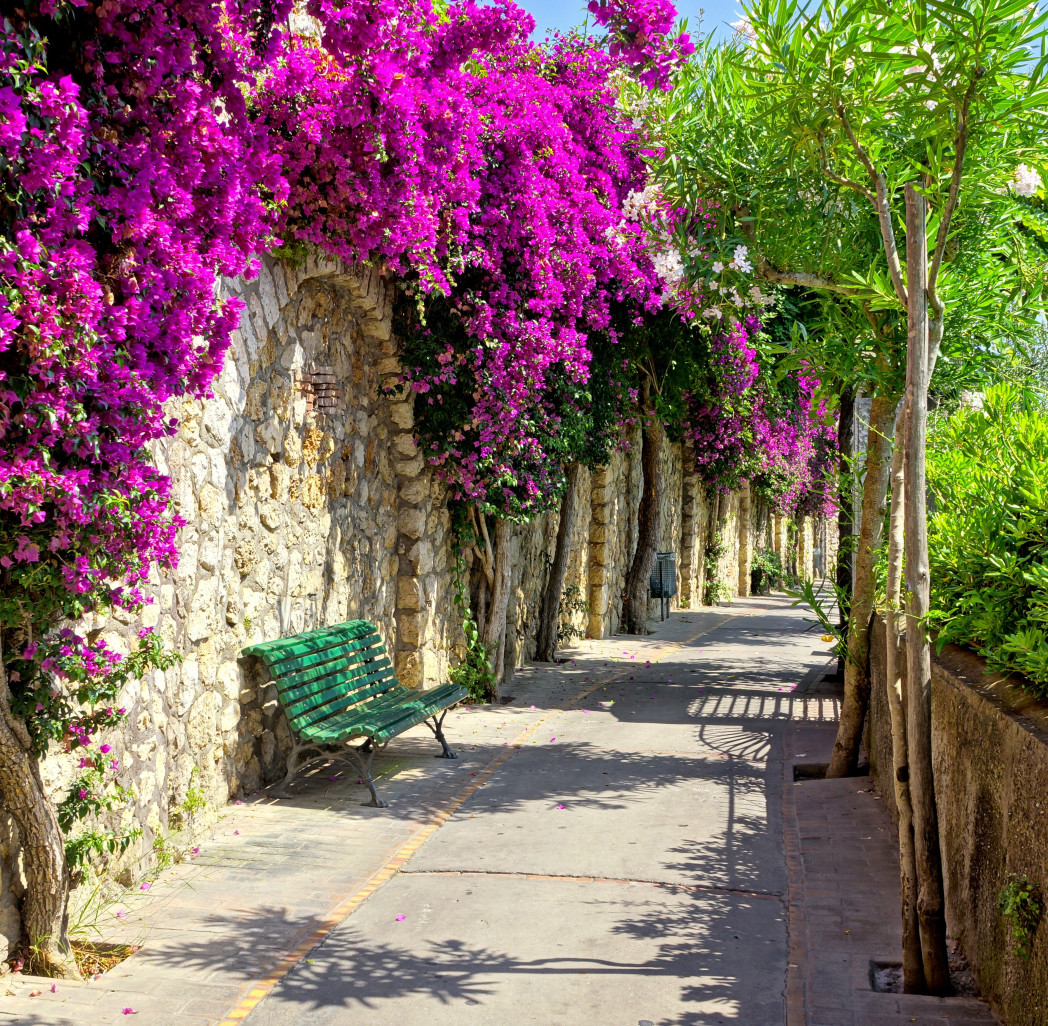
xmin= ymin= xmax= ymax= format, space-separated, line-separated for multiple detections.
xmin=519 ymin=0 xmax=745 ymax=39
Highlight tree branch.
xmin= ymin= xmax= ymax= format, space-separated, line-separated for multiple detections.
xmin=819 ymin=137 xmax=876 ymax=202
xmin=833 ymin=102 xmax=908 ymax=306
xmin=928 ymin=68 xmax=983 ymax=300
xmin=474 ymin=507 xmax=495 ymax=589
xmin=755 ymin=257 xmax=863 ymax=296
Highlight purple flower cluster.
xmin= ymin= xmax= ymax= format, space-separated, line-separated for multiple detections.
xmin=260 ymin=1 xmax=674 ymax=515
xmin=0 ymin=0 xmax=289 ymax=744
xmin=688 ymin=318 xmax=837 ymax=515
xmin=1 ymin=0 xmax=691 ymax=741
xmin=2 ymin=0 xmax=827 ymax=775
xmin=587 ymin=0 xmax=694 ymax=89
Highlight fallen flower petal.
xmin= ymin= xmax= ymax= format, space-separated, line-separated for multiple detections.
xmin=395 ymin=915 xmax=406 ymax=921
xmin=122 ymin=1009 xmax=138 ymax=1015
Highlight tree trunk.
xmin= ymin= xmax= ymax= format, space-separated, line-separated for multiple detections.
xmin=479 ymin=517 xmax=513 ymax=687
xmin=904 ymin=184 xmax=950 ymax=994
xmin=621 ymin=403 xmax=663 ymax=635
xmin=536 ymin=462 xmax=582 ymax=662
xmin=884 ymin=398 xmax=924 ymax=992
xmin=0 ymin=656 xmax=78 ymax=978
xmin=703 ymin=490 xmax=723 ymax=605
xmin=827 ymin=392 xmax=895 ymax=777
xmin=835 ymin=387 xmax=855 ymax=679
xmin=475 ymin=572 xmax=488 ymax=640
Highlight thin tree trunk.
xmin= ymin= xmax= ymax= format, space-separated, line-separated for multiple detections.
xmin=536 ymin=462 xmax=582 ymax=662
xmin=621 ymin=401 xmax=663 ymax=635
xmin=0 ymin=655 xmax=78 ymax=978
xmin=827 ymin=393 xmax=895 ymax=777
xmin=885 ymin=398 xmax=924 ymax=991
xmin=836 ymin=387 xmax=855 ymax=679
xmin=479 ymin=517 xmax=512 ymax=686
xmin=475 ymin=572 xmax=488 ymax=639
xmin=703 ymin=490 xmax=722 ymax=605
xmin=904 ymin=184 xmax=950 ymax=994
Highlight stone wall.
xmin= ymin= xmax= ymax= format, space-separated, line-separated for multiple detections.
xmin=0 ymin=253 xmax=467 ymax=959
xmin=0 ymin=249 xmax=823 ymax=958
xmin=867 ymin=618 xmax=1048 ymax=1026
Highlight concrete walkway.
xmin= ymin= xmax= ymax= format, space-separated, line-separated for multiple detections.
xmin=0 ymin=597 xmax=998 ymax=1025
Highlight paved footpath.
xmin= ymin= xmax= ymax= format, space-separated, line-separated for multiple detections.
xmin=1 ymin=598 xmax=998 ymax=1025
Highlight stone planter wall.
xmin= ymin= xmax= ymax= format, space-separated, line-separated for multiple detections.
xmin=867 ymin=617 xmax=1048 ymax=1026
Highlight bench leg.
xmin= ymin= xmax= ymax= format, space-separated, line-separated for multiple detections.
xmin=269 ymin=740 xmax=325 ymax=797
xmin=343 ymin=741 xmax=388 ymax=808
xmin=425 ymin=710 xmax=458 ymax=760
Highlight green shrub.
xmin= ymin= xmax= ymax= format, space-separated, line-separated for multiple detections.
xmin=998 ymin=874 xmax=1044 ymax=960
xmin=926 ymin=384 xmax=1048 ymax=696
xmin=751 ymin=548 xmax=784 ymax=593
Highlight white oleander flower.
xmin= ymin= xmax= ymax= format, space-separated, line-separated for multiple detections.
xmin=730 ymin=244 xmax=753 ymax=274
xmin=1012 ymin=164 xmax=1043 ymax=197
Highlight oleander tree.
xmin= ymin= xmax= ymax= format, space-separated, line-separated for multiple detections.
xmin=649 ymin=0 xmax=1048 ymax=992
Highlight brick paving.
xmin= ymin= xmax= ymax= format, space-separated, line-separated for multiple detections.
xmin=0 ymin=597 xmax=1001 ymax=1025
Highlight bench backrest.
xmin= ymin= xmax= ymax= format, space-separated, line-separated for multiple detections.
xmin=243 ymin=620 xmax=401 ymax=729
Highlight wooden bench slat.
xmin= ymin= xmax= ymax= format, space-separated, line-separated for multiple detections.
xmin=263 ymin=634 xmax=385 ymax=676
xmin=281 ymin=671 xmax=398 ymax=720
xmin=243 ymin=620 xmax=375 ymax=661
xmin=286 ymin=668 xmax=405 ymax=727
xmin=277 ymin=650 xmax=393 ymax=703
xmin=301 ymin=682 xmax=467 ymax=743
xmin=313 ymin=688 xmax=468 ymax=745
xmin=365 ymin=688 xmax=467 ymax=741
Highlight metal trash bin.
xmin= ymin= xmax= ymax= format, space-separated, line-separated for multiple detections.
xmin=648 ymin=551 xmax=678 ymax=621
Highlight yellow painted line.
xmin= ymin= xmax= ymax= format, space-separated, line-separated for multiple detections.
xmin=216 ymin=611 xmax=747 ymax=1026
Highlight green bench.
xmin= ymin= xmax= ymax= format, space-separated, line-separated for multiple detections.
xmin=243 ymin=620 xmax=468 ymax=807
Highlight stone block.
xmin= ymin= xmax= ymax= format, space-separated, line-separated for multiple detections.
xmin=398 ymin=611 xmax=422 ymax=646
xmin=396 ymin=577 xmax=421 ymax=611
xmin=398 ymin=506 xmax=425 ymax=539
xmin=283 ymin=430 xmax=302 ymax=467
xmin=301 ymin=475 xmax=325 ymax=511
xmin=389 ymin=400 xmax=414 ymax=430
xmin=260 ymin=502 xmax=281 ymax=530
xmin=395 ymin=649 xmax=422 ymax=690
xmin=396 ymin=455 xmax=425 ymax=477
xmin=215 ymin=661 xmax=241 ymax=702
xmin=256 ymin=414 xmax=284 ymax=455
